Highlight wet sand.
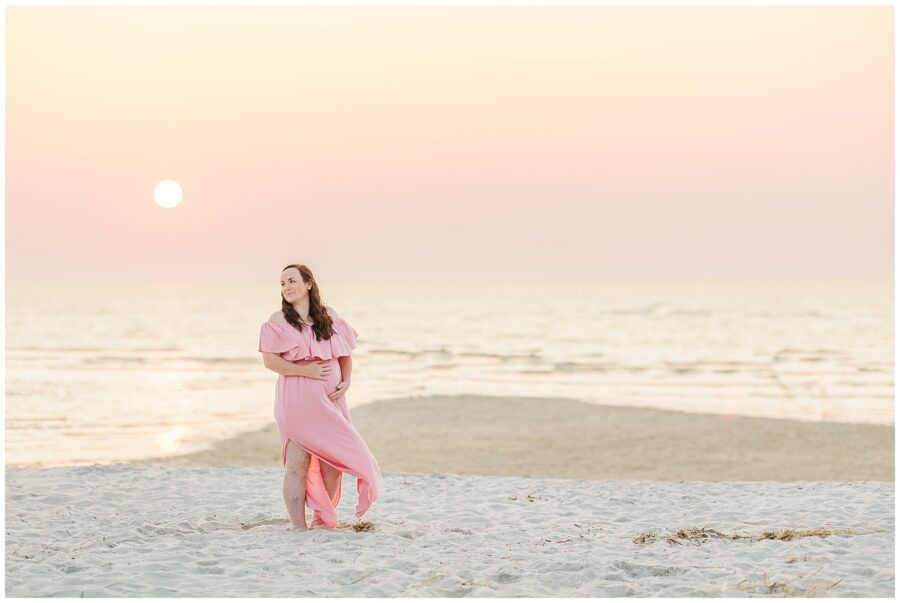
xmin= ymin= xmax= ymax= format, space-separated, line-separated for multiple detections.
xmin=132 ymin=395 xmax=894 ymax=482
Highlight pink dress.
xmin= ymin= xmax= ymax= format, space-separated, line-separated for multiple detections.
xmin=258 ymin=315 xmax=380 ymax=528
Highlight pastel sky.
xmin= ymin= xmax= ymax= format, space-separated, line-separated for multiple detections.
xmin=6 ymin=5 xmax=893 ymax=284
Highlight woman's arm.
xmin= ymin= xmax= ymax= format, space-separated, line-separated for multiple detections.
xmin=263 ymin=353 xmax=329 ymax=378
xmin=338 ymin=355 xmax=352 ymax=383
xmin=327 ymin=355 xmax=353 ymax=401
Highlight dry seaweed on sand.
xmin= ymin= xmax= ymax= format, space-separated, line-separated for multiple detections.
xmin=353 ymin=520 xmax=375 ymax=532
xmin=758 ymin=527 xmax=861 ymax=541
xmin=506 ymin=494 xmax=541 ymax=502
xmin=735 ymin=571 xmax=844 ymax=597
xmin=633 ymin=526 xmax=878 ymax=545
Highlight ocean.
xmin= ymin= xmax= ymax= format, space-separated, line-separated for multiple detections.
xmin=6 ymin=276 xmax=893 ymax=468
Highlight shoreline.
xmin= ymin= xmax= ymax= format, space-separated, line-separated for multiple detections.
xmin=128 ymin=395 xmax=893 ymax=482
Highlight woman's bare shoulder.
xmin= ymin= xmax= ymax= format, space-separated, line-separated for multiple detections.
xmin=267 ymin=310 xmax=286 ymax=323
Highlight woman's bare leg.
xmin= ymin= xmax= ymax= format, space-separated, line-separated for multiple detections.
xmin=309 ymin=461 xmax=341 ymax=527
xmin=320 ymin=461 xmax=341 ymax=501
xmin=283 ymin=440 xmax=311 ymax=531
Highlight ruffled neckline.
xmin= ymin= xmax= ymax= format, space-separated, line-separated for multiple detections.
xmin=259 ymin=317 xmax=358 ymax=361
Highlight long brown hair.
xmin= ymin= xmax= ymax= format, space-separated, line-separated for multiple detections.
xmin=281 ymin=264 xmax=336 ymax=341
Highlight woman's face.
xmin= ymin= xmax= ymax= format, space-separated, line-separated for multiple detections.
xmin=281 ymin=268 xmax=310 ymax=303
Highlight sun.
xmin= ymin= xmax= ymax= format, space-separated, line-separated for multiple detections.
xmin=154 ymin=180 xmax=183 ymax=208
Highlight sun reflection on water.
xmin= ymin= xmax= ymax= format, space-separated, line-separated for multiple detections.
xmin=156 ymin=425 xmax=186 ymax=454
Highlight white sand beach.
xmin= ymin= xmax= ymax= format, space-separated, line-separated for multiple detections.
xmin=6 ymin=395 xmax=895 ymax=596
xmin=5 ymin=464 xmax=894 ymax=597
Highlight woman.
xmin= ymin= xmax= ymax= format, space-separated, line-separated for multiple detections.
xmin=258 ymin=264 xmax=381 ymax=531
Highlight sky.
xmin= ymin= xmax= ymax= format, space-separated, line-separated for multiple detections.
xmin=5 ymin=5 xmax=894 ymax=284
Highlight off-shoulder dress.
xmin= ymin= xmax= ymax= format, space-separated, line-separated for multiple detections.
xmin=258 ymin=315 xmax=380 ymax=527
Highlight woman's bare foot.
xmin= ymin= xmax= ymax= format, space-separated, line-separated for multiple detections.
xmin=288 ymin=523 xmax=308 ymax=532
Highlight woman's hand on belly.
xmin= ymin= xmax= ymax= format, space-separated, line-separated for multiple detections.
xmin=297 ymin=360 xmax=332 ymax=380
xmin=327 ymin=379 xmax=350 ymax=401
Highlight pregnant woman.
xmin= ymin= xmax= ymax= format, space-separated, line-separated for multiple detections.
xmin=258 ymin=263 xmax=381 ymax=531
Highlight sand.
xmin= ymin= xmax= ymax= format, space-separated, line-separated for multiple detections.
xmin=7 ymin=396 xmax=894 ymax=596
xmin=6 ymin=464 xmax=894 ymax=597
xmin=133 ymin=395 xmax=894 ymax=482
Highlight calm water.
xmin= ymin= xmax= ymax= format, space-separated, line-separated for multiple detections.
xmin=6 ymin=277 xmax=893 ymax=468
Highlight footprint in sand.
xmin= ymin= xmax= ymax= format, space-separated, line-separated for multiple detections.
xmin=613 ymin=560 xmax=688 ymax=578
xmin=241 ymin=517 xmax=289 ymax=530
xmin=55 ymin=563 xmax=83 ymax=574
xmin=492 ymin=571 xmax=520 ymax=584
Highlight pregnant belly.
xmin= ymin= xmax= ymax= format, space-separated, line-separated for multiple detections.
xmin=290 ymin=357 xmax=343 ymax=392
